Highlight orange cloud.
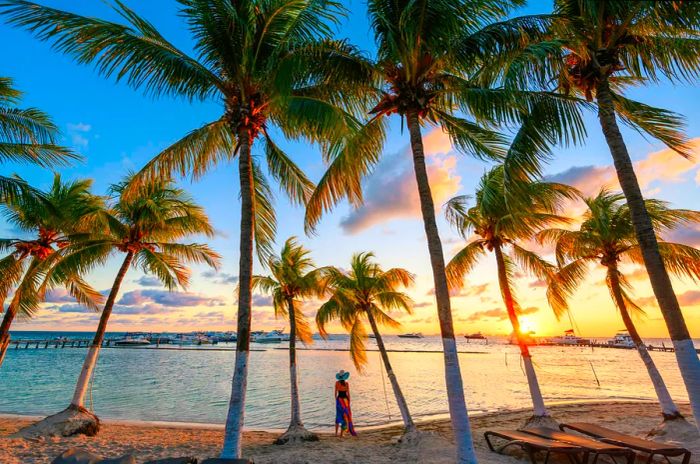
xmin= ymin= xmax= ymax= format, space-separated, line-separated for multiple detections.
xmin=340 ymin=129 xmax=461 ymax=233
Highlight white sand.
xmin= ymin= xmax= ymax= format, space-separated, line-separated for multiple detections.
xmin=1 ymin=401 xmax=699 ymax=463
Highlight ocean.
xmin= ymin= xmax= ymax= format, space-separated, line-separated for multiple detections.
xmin=0 ymin=331 xmax=694 ymax=430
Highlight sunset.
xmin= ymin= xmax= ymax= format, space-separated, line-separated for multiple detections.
xmin=1 ymin=1 xmax=700 ymax=463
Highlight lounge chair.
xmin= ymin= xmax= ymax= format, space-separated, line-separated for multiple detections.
xmin=484 ymin=429 xmax=586 ymax=464
xmin=560 ymin=422 xmax=691 ymax=464
xmin=522 ymin=426 xmax=635 ymax=464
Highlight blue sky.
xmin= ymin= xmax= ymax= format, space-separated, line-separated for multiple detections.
xmin=3 ymin=0 xmax=700 ymax=337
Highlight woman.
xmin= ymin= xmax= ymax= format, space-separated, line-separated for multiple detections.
xmin=335 ymin=370 xmax=357 ymax=437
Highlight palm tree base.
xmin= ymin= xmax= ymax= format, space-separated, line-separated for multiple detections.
xmin=647 ymin=415 xmax=699 ymax=442
xmin=273 ymin=424 xmax=319 ymax=445
xmin=12 ymin=405 xmax=99 ymax=439
xmin=395 ymin=427 xmax=427 ymax=446
xmin=521 ymin=414 xmax=559 ymax=430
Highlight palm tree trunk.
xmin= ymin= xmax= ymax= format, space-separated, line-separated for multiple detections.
xmin=0 ymin=291 xmax=22 ymax=368
xmin=406 ymin=110 xmax=476 ymax=463
xmin=607 ymin=265 xmax=682 ymax=419
xmin=494 ymin=245 xmax=548 ymax=417
xmin=365 ymin=307 xmax=416 ymax=432
xmin=287 ymin=297 xmax=302 ymax=428
xmin=596 ymin=77 xmax=700 ymax=428
xmin=222 ymin=128 xmax=254 ymax=459
xmin=71 ymin=251 xmax=134 ymax=408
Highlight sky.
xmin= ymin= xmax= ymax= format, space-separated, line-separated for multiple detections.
xmin=2 ymin=0 xmax=700 ymax=338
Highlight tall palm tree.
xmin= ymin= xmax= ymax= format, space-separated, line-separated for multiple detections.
xmin=316 ymin=252 xmax=417 ymax=436
xmin=0 ymin=1 xmax=374 ymax=456
xmin=444 ymin=165 xmax=574 ymax=424
xmin=0 ymin=76 xmax=77 ymax=200
xmin=303 ymin=2 xmax=587 ymax=458
xmin=0 ymin=174 xmax=104 ymax=368
xmin=540 ymin=190 xmax=700 ymax=423
xmin=487 ymin=0 xmax=700 ymax=426
xmin=252 ymin=237 xmax=325 ymax=444
xmin=18 ymin=176 xmax=220 ymax=437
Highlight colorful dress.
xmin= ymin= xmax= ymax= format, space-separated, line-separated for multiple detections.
xmin=335 ymin=381 xmax=357 ymax=435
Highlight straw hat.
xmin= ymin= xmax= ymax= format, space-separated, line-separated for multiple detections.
xmin=335 ymin=369 xmax=350 ymax=381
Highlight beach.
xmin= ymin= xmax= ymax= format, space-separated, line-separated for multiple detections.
xmin=2 ymin=401 xmax=699 ymax=463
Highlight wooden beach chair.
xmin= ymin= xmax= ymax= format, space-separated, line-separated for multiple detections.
xmin=522 ymin=426 xmax=636 ymax=464
xmin=484 ymin=429 xmax=586 ymax=464
xmin=560 ymin=422 xmax=691 ymax=464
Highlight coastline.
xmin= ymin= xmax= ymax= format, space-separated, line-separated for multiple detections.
xmin=2 ymin=401 xmax=698 ymax=463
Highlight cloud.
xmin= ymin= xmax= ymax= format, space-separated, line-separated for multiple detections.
xmin=134 ymin=276 xmax=163 ymax=287
xmin=666 ymin=224 xmax=700 ymax=247
xmin=67 ymin=122 xmax=91 ymax=149
xmin=44 ymin=288 xmax=76 ymax=303
xmin=202 ymin=270 xmax=239 ymax=285
xmin=548 ymin=139 xmax=699 ymax=199
xmin=117 ymin=289 xmax=226 ymax=307
xmin=529 ymin=279 xmax=547 ymax=288
xmin=413 ymin=301 xmax=432 ymax=308
xmin=638 ymin=290 xmax=700 ymax=308
xmin=252 ymin=294 xmax=274 ymax=307
xmin=48 ymin=303 xmax=91 ymax=313
xmin=520 ymin=306 xmax=539 ymax=315
xmin=112 ymin=304 xmax=174 ymax=315
xmin=340 ymin=129 xmax=461 ymax=233
xmin=427 ymin=282 xmax=489 ymax=298
xmin=463 ymin=307 xmax=507 ymax=322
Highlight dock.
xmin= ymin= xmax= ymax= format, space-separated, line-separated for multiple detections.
xmin=537 ymin=341 xmax=697 ymax=353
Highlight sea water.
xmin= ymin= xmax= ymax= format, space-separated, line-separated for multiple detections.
xmin=0 ymin=331 xmax=694 ymax=430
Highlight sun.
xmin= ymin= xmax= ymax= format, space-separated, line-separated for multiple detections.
xmin=518 ymin=317 xmax=537 ymax=335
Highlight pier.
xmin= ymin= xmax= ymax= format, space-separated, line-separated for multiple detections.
xmin=537 ymin=341 xmax=698 ymax=353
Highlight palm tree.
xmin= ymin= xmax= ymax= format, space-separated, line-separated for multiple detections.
xmin=316 ymin=252 xmax=417 ymax=437
xmin=540 ymin=190 xmax=700 ymax=424
xmin=251 ymin=237 xmax=325 ymax=444
xmin=303 ymin=2 xmax=587 ymax=458
xmin=0 ymin=1 xmax=375 ymax=456
xmin=444 ymin=165 xmax=574 ymax=424
xmin=488 ymin=0 xmax=700 ymax=426
xmin=18 ymin=176 xmax=220 ymax=437
xmin=0 ymin=174 xmax=104 ymax=368
xmin=0 ymin=76 xmax=77 ymax=200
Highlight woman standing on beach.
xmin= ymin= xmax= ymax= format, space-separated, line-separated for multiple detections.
xmin=335 ymin=370 xmax=356 ymax=437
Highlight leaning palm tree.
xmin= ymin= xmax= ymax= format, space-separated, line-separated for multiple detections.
xmin=303 ymin=2 xmax=587 ymax=458
xmin=540 ymin=190 xmax=700 ymax=426
xmin=445 ymin=165 xmax=574 ymax=425
xmin=486 ymin=0 xmax=700 ymax=426
xmin=251 ymin=237 xmax=326 ymax=444
xmin=0 ymin=174 xmax=104 ymax=368
xmin=0 ymin=76 xmax=77 ymax=200
xmin=316 ymin=252 xmax=417 ymax=437
xmin=17 ymin=176 xmax=220 ymax=437
xmin=0 ymin=1 xmax=375 ymax=456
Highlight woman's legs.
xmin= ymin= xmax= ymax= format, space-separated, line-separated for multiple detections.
xmin=335 ymin=423 xmax=339 ymax=437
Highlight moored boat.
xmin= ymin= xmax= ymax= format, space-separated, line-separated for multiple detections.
xmin=464 ymin=332 xmax=486 ymax=340
xmin=114 ymin=336 xmax=150 ymax=347
xmin=397 ymin=332 xmax=423 ymax=339
xmin=545 ymin=329 xmax=590 ymax=346
xmin=607 ymin=331 xmax=635 ymax=348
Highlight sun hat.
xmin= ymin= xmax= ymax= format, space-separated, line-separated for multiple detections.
xmin=335 ymin=369 xmax=350 ymax=381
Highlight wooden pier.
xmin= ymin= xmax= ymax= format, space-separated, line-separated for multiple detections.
xmin=537 ymin=341 xmax=698 ymax=353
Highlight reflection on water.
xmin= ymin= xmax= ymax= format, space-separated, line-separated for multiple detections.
xmin=0 ymin=334 xmax=693 ymax=430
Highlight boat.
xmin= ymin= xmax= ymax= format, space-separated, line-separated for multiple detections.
xmin=607 ymin=331 xmax=635 ymax=348
xmin=397 ymin=332 xmax=423 ymax=339
xmin=254 ymin=330 xmax=286 ymax=343
xmin=464 ymin=332 xmax=486 ymax=340
xmin=545 ymin=329 xmax=591 ymax=346
xmin=114 ymin=336 xmax=150 ymax=347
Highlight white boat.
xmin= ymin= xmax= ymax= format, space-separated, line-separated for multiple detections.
xmin=114 ymin=336 xmax=150 ymax=346
xmin=546 ymin=329 xmax=590 ymax=345
xmin=398 ymin=332 xmax=423 ymax=339
xmin=607 ymin=331 xmax=635 ymax=348
xmin=254 ymin=330 xmax=286 ymax=343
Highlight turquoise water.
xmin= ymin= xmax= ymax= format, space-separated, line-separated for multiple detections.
xmin=0 ymin=332 xmax=694 ymax=430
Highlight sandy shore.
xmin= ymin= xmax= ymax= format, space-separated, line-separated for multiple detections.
xmin=1 ymin=401 xmax=699 ymax=463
